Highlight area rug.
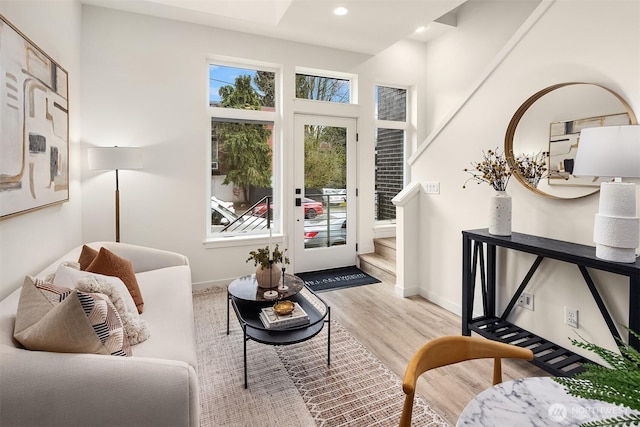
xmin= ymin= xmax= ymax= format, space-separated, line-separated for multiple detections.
xmin=295 ymin=266 xmax=381 ymax=292
xmin=193 ymin=286 xmax=450 ymax=427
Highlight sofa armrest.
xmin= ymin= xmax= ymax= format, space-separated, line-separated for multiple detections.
xmin=0 ymin=349 xmax=199 ymax=427
xmin=94 ymin=242 xmax=189 ymax=273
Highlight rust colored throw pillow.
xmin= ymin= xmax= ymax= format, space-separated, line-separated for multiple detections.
xmin=78 ymin=245 xmax=99 ymax=270
xmin=86 ymin=247 xmax=144 ymax=313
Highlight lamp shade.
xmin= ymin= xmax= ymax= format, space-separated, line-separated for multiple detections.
xmin=88 ymin=147 xmax=143 ymax=171
xmin=572 ymin=125 xmax=640 ymax=179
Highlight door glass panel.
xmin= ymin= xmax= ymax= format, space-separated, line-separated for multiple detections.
xmin=303 ymin=124 xmax=347 ymax=249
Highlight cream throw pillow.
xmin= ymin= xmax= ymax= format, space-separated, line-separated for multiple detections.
xmin=13 ymin=277 xmax=131 ymax=356
xmin=53 ymin=265 xmax=138 ymax=315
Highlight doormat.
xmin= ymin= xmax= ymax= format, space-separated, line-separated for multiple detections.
xmin=295 ymin=266 xmax=381 ymax=292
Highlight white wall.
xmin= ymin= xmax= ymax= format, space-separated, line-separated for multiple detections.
xmin=414 ymin=0 xmax=640 ymax=355
xmin=425 ymin=0 xmax=542 ymax=133
xmin=0 ymin=1 xmax=82 ymax=300
xmin=79 ymin=5 xmax=429 ymax=288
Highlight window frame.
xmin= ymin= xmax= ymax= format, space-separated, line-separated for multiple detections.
xmin=374 ymin=83 xmax=409 ymax=223
xmin=295 ymin=66 xmax=358 ymax=105
xmin=206 ymin=58 xmax=282 ymax=243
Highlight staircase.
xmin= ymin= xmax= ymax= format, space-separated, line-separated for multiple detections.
xmin=358 ymin=237 xmax=396 ymax=284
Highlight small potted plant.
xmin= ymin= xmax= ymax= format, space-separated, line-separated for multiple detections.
xmin=246 ymin=244 xmax=290 ymax=288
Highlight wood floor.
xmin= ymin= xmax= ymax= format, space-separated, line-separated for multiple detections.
xmin=319 ymin=279 xmax=548 ymax=425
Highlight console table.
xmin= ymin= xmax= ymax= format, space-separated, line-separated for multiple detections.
xmin=462 ymin=229 xmax=640 ymax=376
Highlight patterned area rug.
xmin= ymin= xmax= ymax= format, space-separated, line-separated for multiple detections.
xmin=193 ymin=286 xmax=450 ymax=427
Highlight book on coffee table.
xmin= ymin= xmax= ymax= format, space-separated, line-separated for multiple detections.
xmin=259 ymin=303 xmax=310 ymax=330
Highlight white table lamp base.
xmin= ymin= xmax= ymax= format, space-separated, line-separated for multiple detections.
xmin=593 ymin=182 xmax=638 ymax=263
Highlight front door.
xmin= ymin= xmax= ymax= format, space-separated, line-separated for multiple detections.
xmin=293 ymin=114 xmax=357 ymax=273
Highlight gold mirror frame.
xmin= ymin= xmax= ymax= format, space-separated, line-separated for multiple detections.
xmin=504 ymin=82 xmax=638 ymax=199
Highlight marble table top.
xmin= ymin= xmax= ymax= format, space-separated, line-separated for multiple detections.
xmin=456 ymin=377 xmax=637 ymax=426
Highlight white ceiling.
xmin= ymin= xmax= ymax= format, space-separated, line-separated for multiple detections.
xmin=81 ymin=0 xmax=466 ymax=54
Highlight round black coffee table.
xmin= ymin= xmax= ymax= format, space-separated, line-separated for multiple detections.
xmin=226 ymin=274 xmax=330 ymax=388
xmin=227 ymin=273 xmax=304 ymax=302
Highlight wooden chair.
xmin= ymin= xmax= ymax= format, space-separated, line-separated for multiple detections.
xmin=399 ymin=336 xmax=534 ymax=427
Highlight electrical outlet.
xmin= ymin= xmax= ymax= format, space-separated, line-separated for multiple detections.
xmin=517 ymin=292 xmax=534 ymax=311
xmin=423 ymin=182 xmax=440 ymax=194
xmin=565 ymin=306 xmax=579 ymax=328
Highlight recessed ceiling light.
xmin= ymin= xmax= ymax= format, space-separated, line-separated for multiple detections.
xmin=334 ymin=6 xmax=348 ymax=16
xmin=415 ymin=26 xmax=427 ymax=33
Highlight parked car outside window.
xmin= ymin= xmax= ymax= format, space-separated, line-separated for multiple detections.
xmin=253 ymin=197 xmax=323 ymax=219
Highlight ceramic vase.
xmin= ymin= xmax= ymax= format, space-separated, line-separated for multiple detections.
xmin=489 ymin=190 xmax=512 ymax=236
xmin=255 ymin=263 xmax=282 ymax=289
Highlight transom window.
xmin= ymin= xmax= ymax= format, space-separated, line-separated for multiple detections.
xmin=295 ymin=71 xmax=352 ymax=103
xmin=209 ymin=65 xmax=275 ymax=109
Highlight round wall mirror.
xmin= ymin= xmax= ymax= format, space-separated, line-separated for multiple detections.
xmin=504 ymin=82 xmax=638 ymax=199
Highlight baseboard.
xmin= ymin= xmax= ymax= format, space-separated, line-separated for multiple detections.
xmin=418 ymin=289 xmax=463 ymax=318
xmin=394 ymin=283 xmax=418 ymax=297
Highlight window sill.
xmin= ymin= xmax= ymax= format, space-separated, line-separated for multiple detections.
xmin=203 ymin=233 xmax=283 ymax=250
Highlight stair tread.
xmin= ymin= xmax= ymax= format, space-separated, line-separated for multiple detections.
xmin=359 ymin=252 xmax=396 ymax=274
xmin=373 ymin=237 xmax=396 ymax=250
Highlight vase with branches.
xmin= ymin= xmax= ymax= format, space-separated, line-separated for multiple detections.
xmin=463 ymin=148 xmax=512 ymax=191
xmin=515 ymin=151 xmax=548 ymax=188
xmin=463 ymin=148 xmax=513 ymax=235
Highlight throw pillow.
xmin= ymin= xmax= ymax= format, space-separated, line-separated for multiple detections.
xmin=13 ymin=277 xmax=131 ymax=356
xmin=86 ymin=247 xmax=144 ymax=313
xmin=53 ymin=264 xmax=138 ymax=316
xmin=78 ymin=245 xmax=99 ymax=270
xmin=77 ymin=275 xmax=150 ymax=345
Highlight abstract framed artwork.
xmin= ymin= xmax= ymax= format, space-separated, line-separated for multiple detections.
xmin=0 ymin=14 xmax=69 ymax=220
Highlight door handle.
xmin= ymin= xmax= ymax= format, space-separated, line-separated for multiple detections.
xmin=295 ymin=198 xmax=302 ymax=206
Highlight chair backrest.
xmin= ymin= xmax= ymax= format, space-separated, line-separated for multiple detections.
xmin=399 ymin=336 xmax=533 ymax=427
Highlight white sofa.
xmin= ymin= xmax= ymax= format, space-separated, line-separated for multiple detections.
xmin=0 ymin=242 xmax=199 ymax=427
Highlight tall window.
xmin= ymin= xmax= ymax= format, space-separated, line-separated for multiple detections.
xmin=208 ymin=62 xmax=278 ymax=237
xmin=375 ymin=85 xmax=407 ymax=221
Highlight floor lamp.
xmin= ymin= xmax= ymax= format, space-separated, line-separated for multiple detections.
xmin=573 ymin=125 xmax=640 ymax=263
xmin=88 ymin=147 xmax=143 ymax=242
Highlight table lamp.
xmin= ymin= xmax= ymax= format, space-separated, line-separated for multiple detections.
xmin=88 ymin=146 xmax=143 ymax=242
xmin=572 ymin=125 xmax=640 ymax=263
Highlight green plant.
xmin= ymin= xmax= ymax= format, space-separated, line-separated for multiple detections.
xmin=246 ymin=244 xmax=290 ymax=269
xmin=553 ymin=329 xmax=640 ymax=427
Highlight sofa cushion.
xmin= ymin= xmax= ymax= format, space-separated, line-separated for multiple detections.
xmin=13 ymin=277 xmax=131 ymax=356
xmin=132 ymin=266 xmax=197 ymax=368
xmin=86 ymin=247 xmax=144 ymax=313
xmin=78 ymin=244 xmax=99 ymax=270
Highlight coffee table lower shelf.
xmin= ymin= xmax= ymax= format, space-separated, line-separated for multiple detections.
xmin=469 ymin=317 xmax=589 ymax=377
